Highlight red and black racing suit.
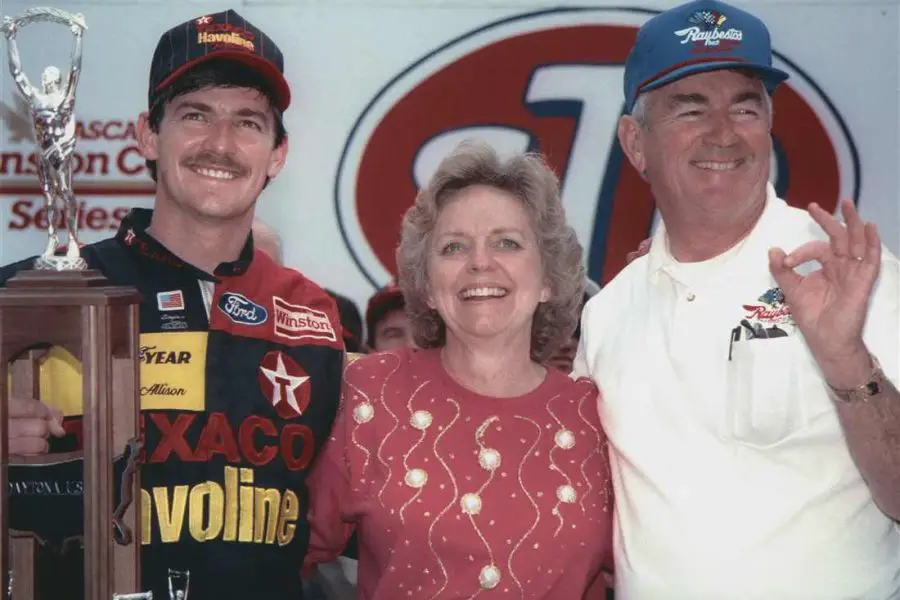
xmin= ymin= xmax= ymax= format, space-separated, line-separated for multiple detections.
xmin=0 ymin=208 xmax=344 ymax=600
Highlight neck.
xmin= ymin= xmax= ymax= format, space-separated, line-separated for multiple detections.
xmin=440 ymin=333 xmax=545 ymax=398
xmin=660 ymin=188 xmax=767 ymax=263
xmin=147 ymin=203 xmax=251 ymax=274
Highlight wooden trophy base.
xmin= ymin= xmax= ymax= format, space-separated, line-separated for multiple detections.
xmin=0 ymin=268 xmax=143 ymax=600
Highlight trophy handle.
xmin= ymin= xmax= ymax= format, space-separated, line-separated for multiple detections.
xmin=18 ymin=8 xmax=87 ymax=30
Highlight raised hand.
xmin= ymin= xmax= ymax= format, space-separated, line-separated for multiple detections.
xmin=768 ymin=199 xmax=880 ymax=371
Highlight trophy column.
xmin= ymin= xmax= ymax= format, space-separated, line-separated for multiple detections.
xmin=0 ymin=270 xmax=143 ymax=600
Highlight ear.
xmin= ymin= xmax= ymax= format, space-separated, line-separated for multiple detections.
xmin=266 ymin=135 xmax=289 ymax=179
xmin=136 ymin=112 xmax=158 ymax=161
xmin=617 ymin=115 xmax=647 ymax=178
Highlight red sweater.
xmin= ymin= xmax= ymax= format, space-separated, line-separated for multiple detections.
xmin=306 ymin=347 xmax=614 ymax=599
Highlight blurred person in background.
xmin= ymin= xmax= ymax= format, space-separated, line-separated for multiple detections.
xmin=365 ymin=283 xmax=416 ymax=351
xmin=326 ymin=289 xmax=367 ymax=353
xmin=252 ymin=217 xmax=284 ymax=264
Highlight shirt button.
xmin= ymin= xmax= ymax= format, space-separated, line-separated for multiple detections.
xmin=686 ymin=292 xmax=696 ymax=302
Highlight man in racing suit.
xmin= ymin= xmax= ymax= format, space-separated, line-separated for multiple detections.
xmin=2 ymin=10 xmax=344 ymax=600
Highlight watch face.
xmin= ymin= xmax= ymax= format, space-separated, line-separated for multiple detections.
xmin=865 ymin=381 xmax=881 ymax=395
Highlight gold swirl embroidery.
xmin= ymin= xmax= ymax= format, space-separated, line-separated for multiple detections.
xmin=462 ymin=417 xmax=501 ymax=596
xmin=346 ymin=376 xmax=373 ymax=478
xmin=375 ymin=355 xmax=403 ymax=507
xmin=399 ymin=380 xmax=433 ymax=523
xmin=427 ymin=398 xmax=461 ymax=600
xmin=545 ymin=394 xmax=572 ymax=535
xmin=576 ymin=388 xmax=602 ymax=514
xmin=507 ymin=416 xmax=542 ymax=599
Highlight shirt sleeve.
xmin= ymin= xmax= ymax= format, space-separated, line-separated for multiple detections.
xmin=571 ymin=296 xmax=597 ymax=381
xmin=571 ymin=330 xmax=592 ymax=381
xmin=304 ymin=367 xmax=360 ymax=569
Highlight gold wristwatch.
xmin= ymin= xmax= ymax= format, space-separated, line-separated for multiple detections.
xmin=827 ymin=354 xmax=887 ymax=404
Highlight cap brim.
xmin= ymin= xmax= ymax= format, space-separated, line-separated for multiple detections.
xmin=154 ymin=50 xmax=291 ymax=112
xmin=643 ymin=61 xmax=789 ymax=96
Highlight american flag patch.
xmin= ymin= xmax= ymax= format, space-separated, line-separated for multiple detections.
xmin=157 ymin=290 xmax=185 ymax=312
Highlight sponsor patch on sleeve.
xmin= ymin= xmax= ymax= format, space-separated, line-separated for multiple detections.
xmin=272 ymin=296 xmax=337 ymax=342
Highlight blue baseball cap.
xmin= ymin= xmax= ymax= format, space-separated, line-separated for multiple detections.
xmin=624 ymin=0 xmax=789 ymax=112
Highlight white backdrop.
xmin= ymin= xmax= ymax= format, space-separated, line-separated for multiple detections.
xmin=0 ymin=0 xmax=897 ymax=313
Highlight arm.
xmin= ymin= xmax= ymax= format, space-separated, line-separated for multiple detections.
xmin=770 ymin=199 xmax=900 ymax=519
xmin=816 ymin=254 xmax=900 ymax=520
xmin=4 ymin=27 xmax=34 ymax=100
xmin=824 ymin=347 xmax=900 ymax=520
xmin=63 ymin=25 xmax=84 ymax=103
xmin=304 ymin=385 xmax=358 ymax=570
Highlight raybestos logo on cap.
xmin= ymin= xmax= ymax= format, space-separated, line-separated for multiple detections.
xmin=674 ymin=10 xmax=742 ymax=49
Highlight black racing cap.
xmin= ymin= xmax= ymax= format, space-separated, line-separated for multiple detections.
xmin=148 ymin=9 xmax=291 ymax=112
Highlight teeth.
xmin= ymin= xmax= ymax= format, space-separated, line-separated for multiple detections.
xmin=460 ymin=287 xmax=508 ymax=299
xmin=694 ymin=160 xmax=741 ymax=171
xmin=195 ymin=167 xmax=236 ymax=180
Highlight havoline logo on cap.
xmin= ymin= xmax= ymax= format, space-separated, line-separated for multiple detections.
xmin=195 ymin=16 xmax=255 ymax=52
xmin=675 ymin=10 xmax=743 ymax=48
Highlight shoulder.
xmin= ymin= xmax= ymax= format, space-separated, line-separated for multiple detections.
xmin=250 ymin=251 xmax=338 ymax=308
xmin=338 ymin=349 xmax=424 ymax=427
xmin=238 ymin=251 xmax=344 ymax=349
xmin=580 ymin=260 xmax=644 ymax=333
xmin=343 ymin=347 xmax=421 ymax=383
xmin=547 ymin=367 xmax=599 ymax=399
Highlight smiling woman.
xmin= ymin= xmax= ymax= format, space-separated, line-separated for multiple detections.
xmin=398 ymin=140 xmax=584 ymax=364
xmin=305 ymin=140 xmax=615 ymax=600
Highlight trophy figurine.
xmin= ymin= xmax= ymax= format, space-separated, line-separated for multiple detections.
xmin=1 ymin=7 xmax=87 ymax=270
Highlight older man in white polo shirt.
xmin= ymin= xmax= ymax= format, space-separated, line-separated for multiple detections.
xmin=574 ymin=1 xmax=900 ymax=598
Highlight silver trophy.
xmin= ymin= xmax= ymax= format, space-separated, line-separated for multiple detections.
xmin=167 ymin=569 xmax=189 ymax=600
xmin=1 ymin=7 xmax=87 ymax=270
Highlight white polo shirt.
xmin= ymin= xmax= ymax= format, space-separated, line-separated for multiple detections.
xmin=575 ymin=185 xmax=900 ymax=599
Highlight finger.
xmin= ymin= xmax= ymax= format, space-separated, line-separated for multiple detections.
xmin=808 ymin=202 xmax=849 ymax=257
xmin=47 ymin=408 xmax=66 ymax=437
xmin=9 ymin=418 xmax=53 ymax=439
xmin=842 ymin=199 xmax=866 ymax=260
xmin=865 ymin=222 xmax=882 ymax=265
xmin=768 ymin=248 xmax=804 ymax=294
xmin=9 ymin=437 xmax=50 ymax=457
xmin=782 ymin=240 xmax=831 ymax=269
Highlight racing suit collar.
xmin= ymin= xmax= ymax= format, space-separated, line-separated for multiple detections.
xmin=115 ymin=208 xmax=254 ymax=281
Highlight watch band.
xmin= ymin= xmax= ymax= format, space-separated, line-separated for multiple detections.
xmin=827 ymin=354 xmax=886 ymax=404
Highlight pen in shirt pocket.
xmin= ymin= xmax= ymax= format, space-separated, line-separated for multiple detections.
xmin=728 ymin=325 xmax=741 ymax=361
